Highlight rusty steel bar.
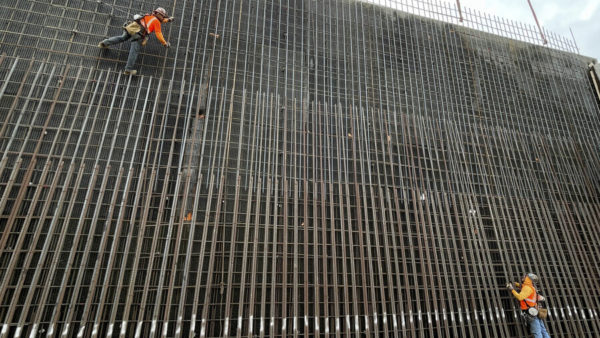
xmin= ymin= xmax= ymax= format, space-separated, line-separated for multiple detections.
xmin=0 ymin=57 xmax=19 ymax=108
xmin=130 ymin=168 xmax=158 ymax=338
xmin=151 ymin=78 xmax=188 ymax=337
xmin=10 ymin=66 xmax=85 ymax=337
xmin=233 ymin=175 xmax=254 ymax=338
xmin=0 ymin=63 xmax=61 ymax=255
xmin=246 ymin=176 xmax=262 ymax=337
xmin=0 ymin=0 xmax=598 ymax=337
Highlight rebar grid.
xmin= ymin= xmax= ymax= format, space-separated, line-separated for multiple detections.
xmin=0 ymin=0 xmax=599 ymax=337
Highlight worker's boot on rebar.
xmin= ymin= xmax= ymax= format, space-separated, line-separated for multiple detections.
xmin=97 ymin=42 xmax=108 ymax=48
xmin=123 ymin=69 xmax=137 ymax=76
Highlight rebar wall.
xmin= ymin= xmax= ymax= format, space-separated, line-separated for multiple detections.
xmin=0 ymin=0 xmax=599 ymax=337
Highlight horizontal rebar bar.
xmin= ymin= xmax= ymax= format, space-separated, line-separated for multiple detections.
xmin=0 ymin=0 xmax=599 ymax=337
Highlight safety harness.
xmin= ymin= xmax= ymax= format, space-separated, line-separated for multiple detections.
xmin=123 ymin=14 xmax=156 ymax=38
xmin=519 ymin=284 xmax=543 ymax=325
xmin=139 ymin=15 xmax=158 ymax=37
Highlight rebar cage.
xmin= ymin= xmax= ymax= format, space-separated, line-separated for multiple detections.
xmin=0 ymin=0 xmax=599 ymax=337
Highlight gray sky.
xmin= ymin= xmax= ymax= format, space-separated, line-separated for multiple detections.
xmin=368 ymin=0 xmax=599 ymax=60
xmin=461 ymin=0 xmax=599 ymax=59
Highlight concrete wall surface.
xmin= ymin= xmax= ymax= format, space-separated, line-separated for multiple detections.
xmin=0 ymin=0 xmax=599 ymax=337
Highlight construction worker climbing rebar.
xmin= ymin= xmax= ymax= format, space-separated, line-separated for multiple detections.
xmin=507 ymin=273 xmax=551 ymax=338
xmin=98 ymin=7 xmax=174 ymax=75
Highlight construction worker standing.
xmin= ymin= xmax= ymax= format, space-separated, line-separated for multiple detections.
xmin=98 ymin=7 xmax=174 ymax=75
xmin=507 ymin=273 xmax=550 ymax=338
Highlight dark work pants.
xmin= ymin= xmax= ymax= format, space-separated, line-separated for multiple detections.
xmin=101 ymin=31 xmax=142 ymax=71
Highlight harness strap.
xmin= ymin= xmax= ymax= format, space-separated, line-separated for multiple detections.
xmin=140 ymin=16 xmax=158 ymax=34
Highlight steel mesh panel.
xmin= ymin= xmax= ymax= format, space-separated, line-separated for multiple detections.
xmin=0 ymin=0 xmax=599 ymax=337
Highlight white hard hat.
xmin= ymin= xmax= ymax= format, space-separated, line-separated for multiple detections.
xmin=154 ymin=7 xmax=168 ymax=17
xmin=527 ymin=273 xmax=539 ymax=283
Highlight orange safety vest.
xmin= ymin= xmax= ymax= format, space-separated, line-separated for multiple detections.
xmin=140 ymin=16 xmax=158 ymax=32
xmin=520 ymin=285 xmax=538 ymax=310
xmin=139 ymin=15 xmax=167 ymax=45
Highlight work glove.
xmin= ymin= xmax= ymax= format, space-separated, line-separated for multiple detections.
xmin=167 ymin=17 xmax=175 ymax=22
xmin=506 ymin=283 xmax=514 ymax=290
xmin=164 ymin=42 xmax=171 ymax=48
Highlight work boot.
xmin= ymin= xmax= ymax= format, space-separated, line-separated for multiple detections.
xmin=97 ymin=42 xmax=108 ymax=48
xmin=123 ymin=69 xmax=137 ymax=76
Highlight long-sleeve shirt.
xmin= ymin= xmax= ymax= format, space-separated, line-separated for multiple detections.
xmin=512 ymin=283 xmax=537 ymax=310
xmin=141 ymin=15 xmax=167 ymax=45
